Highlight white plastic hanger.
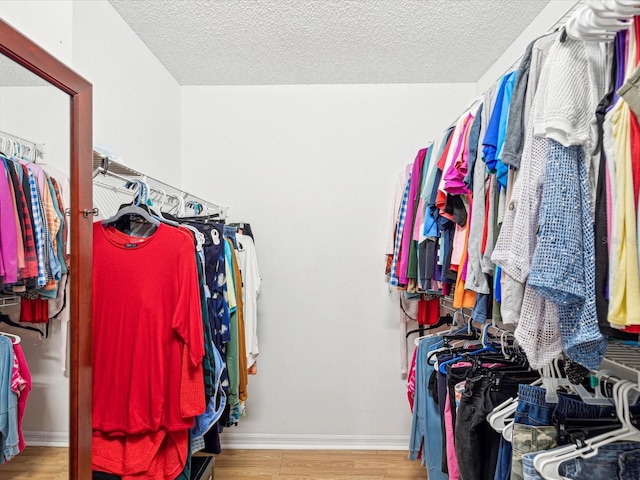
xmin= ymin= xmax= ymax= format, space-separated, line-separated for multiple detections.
xmin=533 ymin=379 xmax=635 ymax=479
xmin=535 ymin=380 xmax=635 ymax=479
xmin=578 ymin=6 xmax=632 ymax=32
xmin=566 ymin=15 xmax=617 ymax=41
xmin=565 ymin=18 xmax=612 ymax=42
xmin=0 ymin=331 xmax=21 ymax=344
xmin=497 ymin=376 xmax=546 ymax=442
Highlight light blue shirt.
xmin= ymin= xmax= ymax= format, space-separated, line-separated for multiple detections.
xmin=0 ymin=336 xmax=19 ymax=463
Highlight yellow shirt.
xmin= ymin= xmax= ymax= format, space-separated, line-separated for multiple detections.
xmin=609 ymin=99 xmax=640 ymax=326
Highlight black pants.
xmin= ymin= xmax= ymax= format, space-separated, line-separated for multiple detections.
xmin=93 ymin=473 xmax=121 ymax=480
xmin=454 ymin=373 xmax=536 ymax=480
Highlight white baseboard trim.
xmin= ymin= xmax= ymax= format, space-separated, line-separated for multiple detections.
xmin=24 ymin=431 xmax=69 ymax=447
xmin=21 ymin=431 xmax=410 ymax=451
xmin=220 ymin=433 xmax=409 ymax=450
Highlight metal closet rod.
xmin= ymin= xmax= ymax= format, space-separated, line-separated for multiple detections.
xmin=93 ymin=168 xmax=210 ymax=213
xmin=0 ymin=129 xmax=45 ymax=160
xmin=93 ymin=154 xmax=228 ymax=217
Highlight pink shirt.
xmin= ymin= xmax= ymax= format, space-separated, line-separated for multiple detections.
xmin=444 ymin=392 xmax=460 ymax=480
xmin=444 ymin=113 xmax=474 ymax=195
xmin=407 ymin=347 xmax=417 ymax=412
xmin=14 ymin=343 xmax=31 ymax=452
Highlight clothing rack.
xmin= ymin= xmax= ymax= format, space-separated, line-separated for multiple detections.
xmin=440 ymin=295 xmax=472 ymax=319
xmin=92 ymin=151 xmax=228 ymax=219
xmin=0 ymin=132 xmax=45 ymax=311
xmin=599 ymin=343 xmax=640 ymax=389
xmin=0 ymin=129 xmax=45 ymax=163
xmin=0 ymin=295 xmax=19 ymax=309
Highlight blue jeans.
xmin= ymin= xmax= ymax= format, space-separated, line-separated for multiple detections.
xmin=471 ymin=292 xmax=490 ymax=323
xmin=494 ymin=436 xmax=512 ymax=480
xmin=223 ymin=225 xmax=238 ymax=248
xmin=511 ymin=385 xmax=556 ymax=480
xmin=522 ymin=451 xmax=543 ymax=480
xmin=522 ymin=442 xmax=640 ymax=480
xmin=408 ymin=337 xmax=448 ymax=480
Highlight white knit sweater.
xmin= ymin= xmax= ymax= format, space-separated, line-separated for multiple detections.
xmin=533 ymin=37 xmax=608 ymax=153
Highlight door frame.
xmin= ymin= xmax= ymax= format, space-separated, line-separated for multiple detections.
xmin=0 ymin=18 xmax=93 ymax=479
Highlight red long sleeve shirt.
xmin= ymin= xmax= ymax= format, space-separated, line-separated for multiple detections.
xmin=92 ymin=222 xmax=205 ymax=434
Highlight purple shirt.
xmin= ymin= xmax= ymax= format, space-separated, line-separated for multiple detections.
xmin=399 ymin=149 xmax=426 ymax=284
xmin=0 ymin=159 xmax=18 ymax=284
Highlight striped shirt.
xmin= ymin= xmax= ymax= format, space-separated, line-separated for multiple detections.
xmin=50 ymin=177 xmax=69 ymax=270
xmin=26 ymin=169 xmax=47 ymax=287
xmin=42 ymin=176 xmax=61 ymax=285
xmin=390 ymin=172 xmax=412 ymax=287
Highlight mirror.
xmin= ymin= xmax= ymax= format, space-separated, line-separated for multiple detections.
xmin=0 ymin=18 xmax=93 ymax=480
xmin=0 ymin=54 xmax=71 ymax=479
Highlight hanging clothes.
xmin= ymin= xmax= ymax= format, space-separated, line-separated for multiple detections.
xmin=92 ymin=222 xmax=206 ymax=478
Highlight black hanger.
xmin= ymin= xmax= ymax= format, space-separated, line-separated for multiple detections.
xmin=405 ymin=314 xmax=454 ymax=338
xmin=559 ymin=26 xmax=568 ymax=43
xmin=176 ymin=213 xmax=223 ymax=224
xmin=426 ymin=342 xmax=481 ymax=366
xmin=443 ymin=329 xmax=479 ymax=343
xmin=0 ymin=313 xmax=45 ymax=337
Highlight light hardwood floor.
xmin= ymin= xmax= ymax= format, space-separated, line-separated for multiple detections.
xmin=0 ymin=447 xmax=427 ymax=479
xmin=214 ymin=449 xmax=428 ymax=479
xmin=0 ymin=446 xmax=68 ymax=480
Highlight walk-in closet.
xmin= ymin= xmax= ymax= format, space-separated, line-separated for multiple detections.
xmin=1 ymin=1 xmax=640 ymax=479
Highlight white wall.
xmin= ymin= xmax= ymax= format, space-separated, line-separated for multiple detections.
xmin=72 ymin=0 xmax=182 ymax=184
xmin=0 ymin=1 xmax=73 ymax=66
xmin=181 ymin=83 xmax=475 ymax=445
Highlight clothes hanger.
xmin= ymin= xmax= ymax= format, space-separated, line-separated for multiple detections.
xmin=0 ymin=313 xmax=44 ymax=337
xmin=0 ymin=331 xmax=21 ymax=344
xmin=601 ymin=0 xmax=640 ymax=16
xmin=533 ymin=379 xmax=634 ymax=478
xmin=424 ymin=312 xmax=472 ymax=363
xmin=143 ymin=186 xmax=182 ymax=228
xmin=497 ymin=362 xmax=558 ymax=441
xmin=588 ymin=0 xmax=635 ymax=19
xmin=437 ymin=323 xmax=498 ymax=374
xmin=406 ymin=314 xmax=454 ymax=340
xmin=575 ymin=7 xmax=631 ymax=41
xmin=102 ymin=179 xmax=160 ymax=228
xmin=566 ymin=15 xmax=617 ymax=42
xmin=613 ymin=0 xmax=640 ymax=9
xmin=535 ymin=380 xmax=637 ymax=480
xmin=176 ymin=194 xmax=186 ymax=216
xmin=155 ymin=188 xmax=167 ymax=210
xmin=488 ymin=377 xmax=544 ymax=435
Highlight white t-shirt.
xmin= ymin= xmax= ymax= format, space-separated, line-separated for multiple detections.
xmin=236 ymin=234 xmax=261 ymax=368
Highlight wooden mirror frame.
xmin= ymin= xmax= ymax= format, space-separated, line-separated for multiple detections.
xmin=0 ymin=18 xmax=93 ymax=480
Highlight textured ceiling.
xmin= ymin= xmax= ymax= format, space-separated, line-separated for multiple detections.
xmin=108 ymin=0 xmax=551 ymax=86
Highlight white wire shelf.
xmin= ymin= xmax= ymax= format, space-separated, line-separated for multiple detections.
xmin=0 ymin=295 xmax=20 ymax=309
xmin=599 ymin=343 xmax=640 ymax=388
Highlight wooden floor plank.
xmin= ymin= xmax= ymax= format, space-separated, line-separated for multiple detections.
xmin=0 ymin=447 xmax=68 ymax=480
xmin=0 ymin=447 xmax=427 ymax=479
